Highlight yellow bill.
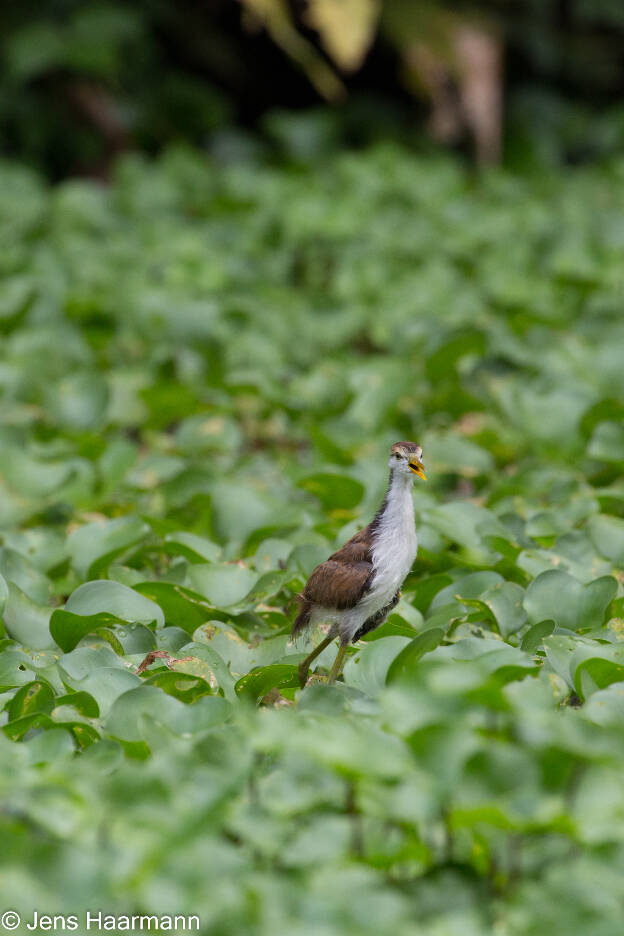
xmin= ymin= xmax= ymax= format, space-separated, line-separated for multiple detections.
xmin=409 ymin=459 xmax=426 ymax=480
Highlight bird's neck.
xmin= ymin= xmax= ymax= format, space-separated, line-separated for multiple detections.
xmin=373 ymin=469 xmax=414 ymax=530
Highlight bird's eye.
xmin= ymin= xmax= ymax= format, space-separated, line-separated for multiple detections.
xmin=394 ymin=453 xmax=401 ymax=459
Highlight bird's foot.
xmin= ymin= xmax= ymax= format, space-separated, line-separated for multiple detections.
xmin=298 ymin=663 xmax=330 ymax=689
xmin=306 ymin=673 xmax=329 ymax=687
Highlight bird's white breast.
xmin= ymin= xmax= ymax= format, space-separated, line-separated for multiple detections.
xmin=366 ymin=476 xmax=417 ymax=613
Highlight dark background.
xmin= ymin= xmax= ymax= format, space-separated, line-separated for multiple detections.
xmin=3 ymin=0 xmax=624 ymax=179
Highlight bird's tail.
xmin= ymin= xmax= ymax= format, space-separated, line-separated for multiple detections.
xmin=291 ymin=595 xmax=313 ymax=638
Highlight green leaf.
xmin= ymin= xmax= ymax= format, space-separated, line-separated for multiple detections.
xmin=61 ymin=666 xmax=141 ymax=717
xmin=67 ymin=515 xmax=150 ymax=578
xmin=474 ymin=581 xmax=528 ymax=637
xmin=55 ymin=691 xmax=100 ymax=718
xmin=133 ymin=582 xmax=215 ymax=634
xmin=210 ymin=482 xmax=275 ymax=543
xmin=298 ymin=473 xmax=364 ymax=510
xmin=235 ymin=664 xmax=300 ymax=703
xmin=46 ymin=371 xmax=108 ymax=431
xmin=187 ymin=562 xmax=258 ymax=607
xmin=178 ymin=642 xmax=236 ymax=701
xmin=224 ymin=570 xmax=288 ymax=613
xmin=588 ymin=421 xmax=624 ymax=463
xmin=8 ymin=679 xmax=55 ymax=721
xmin=0 ymin=547 xmax=52 ymax=603
xmin=421 ymin=430 xmax=494 ymax=477
xmin=163 ymin=531 xmax=221 ymax=563
xmin=344 ymin=637 xmax=411 ymax=693
xmin=386 ymin=628 xmax=445 ymax=684
xmin=51 ymin=609 xmax=135 ymax=653
xmin=143 ymin=671 xmax=214 ymax=704
xmin=524 ymin=570 xmax=617 ymax=632
xmin=24 ymin=728 xmax=75 ymax=764
xmin=3 ymin=582 xmax=54 ymax=650
xmin=64 ymin=580 xmax=165 ymax=628
xmin=588 ymin=514 xmax=624 ymax=564
xmin=105 ymin=685 xmax=230 ymax=742
xmin=521 ymin=619 xmax=555 ymax=652
xmin=584 ymin=682 xmax=624 ymax=726
xmin=0 ymin=573 xmax=8 ymax=620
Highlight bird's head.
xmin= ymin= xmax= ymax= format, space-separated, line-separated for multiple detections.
xmin=389 ymin=441 xmax=426 ymax=480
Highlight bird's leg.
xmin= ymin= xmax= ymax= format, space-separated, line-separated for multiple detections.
xmin=298 ymin=634 xmax=334 ymax=688
xmin=328 ymin=644 xmax=348 ymax=684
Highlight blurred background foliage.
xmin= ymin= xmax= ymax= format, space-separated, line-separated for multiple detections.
xmin=1 ymin=142 xmax=624 ymax=933
xmin=4 ymin=0 xmax=624 ymax=177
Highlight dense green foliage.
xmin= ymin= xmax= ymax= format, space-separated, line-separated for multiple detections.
xmin=1 ymin=144 xmax=624 ymax=933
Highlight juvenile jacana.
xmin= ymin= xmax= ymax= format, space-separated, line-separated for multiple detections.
xmin=292 ymin=441 xmax=426 ymax=686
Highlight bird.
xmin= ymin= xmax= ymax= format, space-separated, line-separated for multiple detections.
xmin=292 ymin=441 xmax=426 ymax=687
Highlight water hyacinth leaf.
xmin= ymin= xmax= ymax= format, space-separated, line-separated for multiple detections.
xmin=175 ymin=413 xmax=243 ymax=454
xmin=224 ymin=570 xmax=289 ymax=613
xmin=421 ymin=430 xmax=494 ymax=477
xmin=133 ymin=582 xmax=216 ymax=634
xmin=24 ymin=727 xmax=76 ymax=765
xmin=0 ymin=548 xmax=52 ymax=604
xmin=587 ymin=421 xmax=624 ymax=463
xmin=3 ymin=712 xmax=55 ymax=741
xmin=187 ymin=562 xmax=258 ymax=607
xmin=105 ymin=685 xmax=230 ymax=742
xmin=67 ymin=515 xmax=150 ymax=579
xmin=61 ymin=667 xmax=141 ymax=717
xmin=68 ymin=666 xmax=141 ymax=717
xmin=254 ymin=538 xmax=293 ymax=571
xmin=177 ymin=642 xmax=236 ymax=700
xmin=210 ymin=482 xmax=275 ymax=543
xmin=411 ymin=573 xmax=453 ymax=613
xmin=521 ymin=619 xmax=555 ymax=652
xmin=235 ymin=664 xmax=300 ymax=703
xmin=1 ymin=528 xmax=67 ymax=574
xmin=298 ymin=473 xmax=364 ymax=510
xmin=64 ymin=580 xmax=164 ymax=628
xmin=112 ymin=623 xmax=156 ymax=655
xmin=476 ymin=581 xmax=528 ymax=637
xmin=57 ymin=645 xmax=129 ymax=682
xmin=431 ymin=571 xmax=503 ymax=612
xmin=288 ymin=544 xmax=331 ymax=578
xmin=3 ymin=712 xmax=99 ymax=748
xmin=46 ymin=371 xmax=109 ymax=431
xmin=584 ymin=682 xmax=624 ymax=727
xmin=362 ymin=610 xmax=422 ymax=641
xmin=8 ymin=679 xmax=56 ymax=721
xmin=0 ymin=573 xmax=7 ymax=619
xmin=51 ymin=610 xmax=135 ymax=653
xmin=3 ymin=582 xmax=55 ymax=650
xmin=588 ymin=514 xmax=624 ymax=564
xmin=386 ymin=628 xmax=445 ymax=684
xmin=143 ymin=671 xmax=214 ymax=703
xmin=0 ymin=446 xmax=74 ymax=498
xmin=0 ymin=649 xmax=36 ymax=690
xmin=576 ymin=657 xmax=624 ymax=700
xmin=155 ymin=626 xmax=192 ymax=654
xmin=524 ymin=570 xmax=617 ymax=632
xmin=55 ymin=691 xmax=100 ymax=718
xmin=543 ymin=635 xmax=582 ymax=690
xmin=423 ymin=502 xmax=498 ymax=551
xmin=344 ymin=637 xmax=411 ymax=693
xmin=163 ymin=531 xmax=221 ymax=563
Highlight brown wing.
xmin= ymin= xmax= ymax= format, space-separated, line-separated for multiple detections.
xmin=302 ymin=525 xmax=374 ymax=610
